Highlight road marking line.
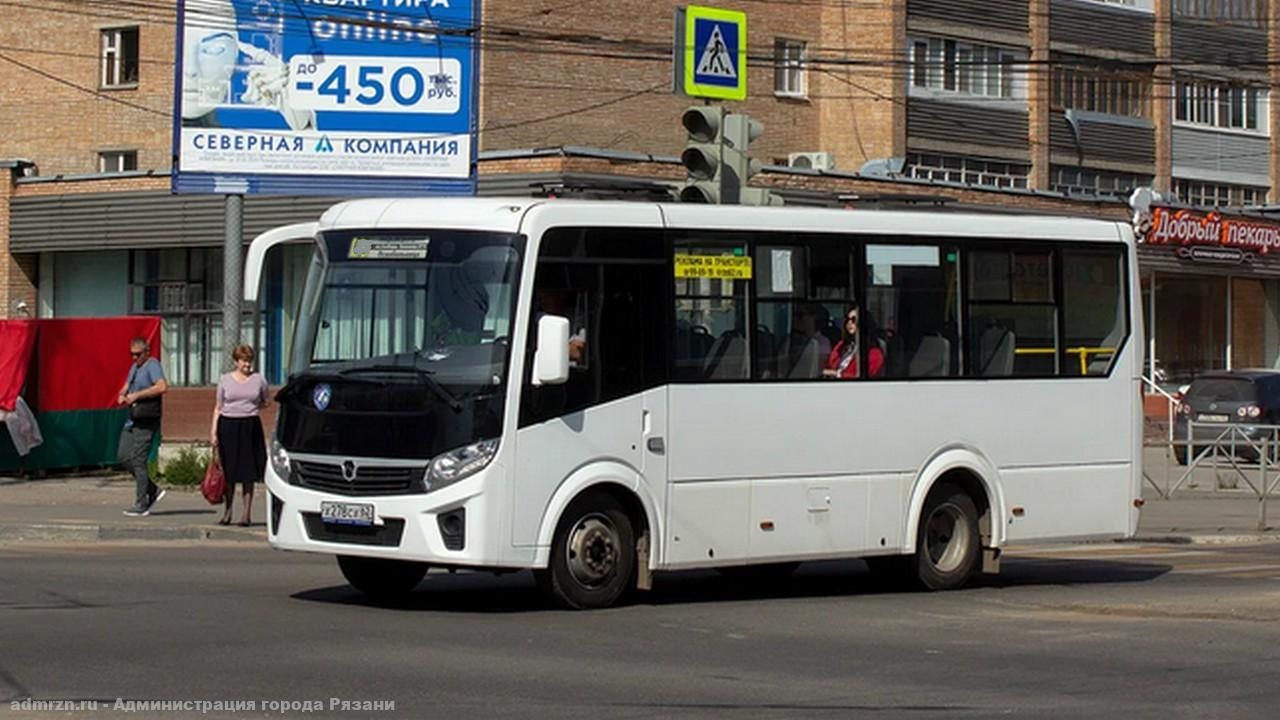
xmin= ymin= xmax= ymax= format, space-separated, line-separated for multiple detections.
xmin=1171 ymin=563 xmax=1280 ymax=575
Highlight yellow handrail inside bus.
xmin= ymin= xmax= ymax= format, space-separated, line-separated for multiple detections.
xmin=1012 ymin=347 xmax=1117 ymax=375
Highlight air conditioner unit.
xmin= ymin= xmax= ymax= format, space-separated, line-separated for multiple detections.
xmin=787 ymin=152 xmax=835 ymax=171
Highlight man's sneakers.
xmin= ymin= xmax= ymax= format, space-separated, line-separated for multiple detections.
xmin=122 ymin=487 xmax=166 ymax=517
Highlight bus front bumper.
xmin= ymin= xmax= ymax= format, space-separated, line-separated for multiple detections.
xmin=264 ymin=463 xmax=507 ymax=568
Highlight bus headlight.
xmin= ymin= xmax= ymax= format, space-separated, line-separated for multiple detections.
xmin=269 ymin=436 xmax=292 ymax=483
xmin=426 ymin=439 xmax=499 ymax=491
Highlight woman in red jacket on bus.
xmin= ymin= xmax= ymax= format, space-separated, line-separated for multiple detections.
xmin=824 ymin=304 xmax=884 ymax=379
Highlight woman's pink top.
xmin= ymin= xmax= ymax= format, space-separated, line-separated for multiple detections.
xmin=217 ymin=372 xmax=268 ymax=418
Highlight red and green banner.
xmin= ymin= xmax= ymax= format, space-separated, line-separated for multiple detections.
xmin=0 ymin=320 xmax=37 ymax=412
xmin=0 ymin=317 xmax=161 ymax=473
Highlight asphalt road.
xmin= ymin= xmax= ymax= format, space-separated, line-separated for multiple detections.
xmin=1 ymin=541 xmax=1279 ymax=719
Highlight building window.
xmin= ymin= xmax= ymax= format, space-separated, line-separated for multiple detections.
xmin=774 ymin=39 xmax=806 ymax=98
xmin=1051 ymin=166 xmax=1152 ymax=199
xmin=905 ymin=153 xmax=1029 ymax=189
xmin=910 ymin=37 xmax=1023 ymax=99
xmin=100 ymin=27 xmax=139 ymax=88
xmin=1173 ymin=0 xmax=1263 ymax=25
xmin=1052 ymin=60 xmax=1149 ymax=118
xmin=1175 ymin=78 xmax=1266 ymax=132
xmin=98 ymin=150 xmax=138 ymax=173
xmin=1173 ymin=178 xmax=1268 ymax=207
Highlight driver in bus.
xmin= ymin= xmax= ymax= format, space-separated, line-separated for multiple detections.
xmin=535 ymin=288 xmax=587 ymax=366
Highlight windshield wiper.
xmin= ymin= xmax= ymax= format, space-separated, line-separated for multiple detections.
xmin=276 ymin=371 xmax=384 ymax=403
xmin=339 ymin=365 xmax=463 ymax=413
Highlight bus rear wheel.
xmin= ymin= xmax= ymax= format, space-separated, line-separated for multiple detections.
xmin=337 ymin=555 xmax=429 ymax=602
xmin=537 ymin=494 xmax=635 ymax=610
xmin=911 ymin=485 xmax=980 ymax=591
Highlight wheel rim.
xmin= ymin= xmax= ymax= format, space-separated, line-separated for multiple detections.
xmin=565 ymin=513 xmax=620 ymax=589
xmin=925 ymin=503 xmax=972 ymax=573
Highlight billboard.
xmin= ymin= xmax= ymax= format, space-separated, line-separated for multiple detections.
xmin=173 ymin=0 xmax=477 ymax=195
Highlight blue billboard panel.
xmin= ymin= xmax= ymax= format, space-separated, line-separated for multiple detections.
xmin=173 ymin=0 xmax=476 ymax=195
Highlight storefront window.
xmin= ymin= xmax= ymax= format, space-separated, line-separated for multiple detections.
xmin=130 ymin=248 xmax=246 ymax=386
xmin=1150 ymin=274 xmax=1228 ymax=382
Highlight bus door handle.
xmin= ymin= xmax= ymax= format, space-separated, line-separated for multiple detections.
xmin=646 ymin=437 xmax=665 ymax=455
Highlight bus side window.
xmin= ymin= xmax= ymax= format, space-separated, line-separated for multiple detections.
xmin=866 ymin=243 xmax=959 ymax=379
xmin=520 ymin=227 xmax=668 ymax=427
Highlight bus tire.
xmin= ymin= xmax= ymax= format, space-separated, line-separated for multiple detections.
xmin=911 ymin=485 xmax=980 ymax=591
xmin=537 ymin=493 xmax=635 ymax=610
xmin=337 ymin=555 xmax=428 ymax=601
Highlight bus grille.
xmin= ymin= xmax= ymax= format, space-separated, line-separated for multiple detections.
xmin=293 ymin=460 xmax=425 ymax=496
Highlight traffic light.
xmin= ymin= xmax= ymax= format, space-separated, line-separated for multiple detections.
xmin=724 ymin=113 xmax=784 ymax=206
xmin=679 ymin=106 xmax=726 ymax=203
xmin=679 ymin=106 xmax=783 ymax=206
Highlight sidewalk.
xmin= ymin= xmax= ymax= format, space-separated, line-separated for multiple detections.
xmin=0 ymin=474 xmax=266 ymax=543
xmin=1 ymin=447 xmax=1278 ymax=545
xmin=1136 ymin=446 xmax=1280 ymax=543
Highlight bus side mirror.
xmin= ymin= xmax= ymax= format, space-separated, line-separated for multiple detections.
xmin=533 ymin=315 xmax=571 ymax=386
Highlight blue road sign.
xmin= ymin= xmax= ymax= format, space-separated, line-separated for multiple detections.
xmin=682 ymin=5 xmax=746 ymax=101
xmin=173 ymin=0 xmax=477 ymax=195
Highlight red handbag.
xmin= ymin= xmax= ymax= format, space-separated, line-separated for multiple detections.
xmin=201 ymin=455 xmax=226 ymax=505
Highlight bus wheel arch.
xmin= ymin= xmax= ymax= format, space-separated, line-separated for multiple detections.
xmin=904 ymin=452 xmax=1004 ymax=586
xmin=536 ymin=484 xmax=649 ymax=609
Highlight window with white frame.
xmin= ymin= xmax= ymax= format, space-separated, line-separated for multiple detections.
xmin=98 ymin=150 xmax=138 ymax=173
xmin=1175 ymin=79 xmax=1267 ymax=131
xmin=906 ymin=153 xmax=1029 ymax=189
xmin=774 ymin=39 xmax=806 ymax=98
xmin=910 ymin=37 xmax=1024 ymax=99
xmin=1173 ymin=178 xmax=1268 ymax=207
xmin=1051 ymin=166 xmax=1152 ymax=199
xmin=100 ymin=27 xmax=139 ymax=87
xmin=1051 ymin=60 xmax=1149 ymax=118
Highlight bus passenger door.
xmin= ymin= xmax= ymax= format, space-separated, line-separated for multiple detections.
xmin=639 ymin=386 xmax=669 ymax=546
xmin=511 ymin=221 xmax=669 ymax=548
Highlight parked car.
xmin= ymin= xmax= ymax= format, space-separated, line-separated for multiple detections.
xmin=1173 ymin=370 xmax=1280 ymax=465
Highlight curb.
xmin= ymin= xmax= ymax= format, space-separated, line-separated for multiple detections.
xmin=0 ymin=523 xmax=266 ymax=544
xmin=1128 ymin=533 xmax=1280 ymax=545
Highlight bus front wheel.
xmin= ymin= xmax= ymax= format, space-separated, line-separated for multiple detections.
xmin=337 ymin=555 xmax=428 ymax=601
xmin=911 ymin=485 xmax=980 ymax=591
xmin=537 ymin=494 xmax=635 ymax=610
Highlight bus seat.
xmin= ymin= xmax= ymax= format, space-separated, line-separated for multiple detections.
xmin=979 ymin=326 xmax=1015 ymax=376
xmin=704 ymin=331 xmax=748 ymax=379
xmin=908 ymin=335 xmax=950 ymax=377
xmin=786 ymin=337 xmax=822 ymax=379
xmin=755 ymin=325 xmax=778 ymax=378
xmin=1086 ymin=316 xmax=1126 ymax=375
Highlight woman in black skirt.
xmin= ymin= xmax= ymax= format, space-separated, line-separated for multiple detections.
xmin=210 ymin=344 xmax=269 ymax=526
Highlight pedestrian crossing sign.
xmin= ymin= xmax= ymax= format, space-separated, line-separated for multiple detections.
xmin=682 ymin=5 xmax=747 ymax=101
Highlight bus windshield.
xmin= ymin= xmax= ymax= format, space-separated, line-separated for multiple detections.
xmin=278 ymin=229 xmax=525 ymax=459
xmin=293 ymin=230 xmax=524 ymax=385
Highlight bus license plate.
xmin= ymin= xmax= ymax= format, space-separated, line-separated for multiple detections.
xmin=321 ymin=501 xmax=375 ymax=526
xmin=1198 ymin=414 xmax=1230 ymax=423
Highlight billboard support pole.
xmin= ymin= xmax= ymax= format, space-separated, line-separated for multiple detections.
xmin=223 ymin=193 xmax=244 ymax=371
